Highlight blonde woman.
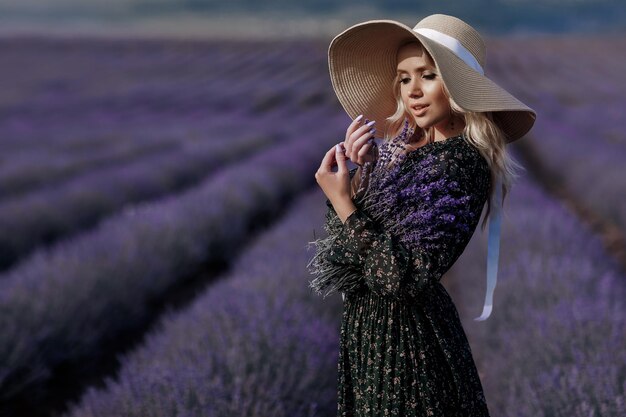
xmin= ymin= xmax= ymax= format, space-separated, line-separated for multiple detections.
xmin=308 ymin=14 xmax=536 ymax=416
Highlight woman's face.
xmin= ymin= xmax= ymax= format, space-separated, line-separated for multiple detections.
xmin=396 ymin=43 xmax=455 ymax=140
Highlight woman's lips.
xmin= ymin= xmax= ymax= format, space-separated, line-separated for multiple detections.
xmin=412 ymin=104 xmax=429 ymax=116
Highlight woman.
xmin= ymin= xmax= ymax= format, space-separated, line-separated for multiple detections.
xmin=307 ymin=14 xmax=536 ymax=417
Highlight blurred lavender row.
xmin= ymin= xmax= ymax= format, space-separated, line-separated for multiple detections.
xmin=0 ymin=106 xmax=346 ymax=403
xmin=0 ymin=38 xmax=331 ymax=150
xmin=448 ymin=175 xmax=625 ymax=416
xmin=0 ymin=129 xmax=279 ymax=271
xmin=0 ymin=132 xmax=181 ymax=199
xmin=487 ymin=36 xmax=626 ymax=234
xmin=61 ymin=187 xmax=340 ymax=417
xmin=0 ymin=38 xmax=336 ymax=271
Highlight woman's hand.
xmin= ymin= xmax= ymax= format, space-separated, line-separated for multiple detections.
xmin=315 ymin=143 xmax=357 ymax=223
xmin=344 ymin=115 xmax=378 ymax=166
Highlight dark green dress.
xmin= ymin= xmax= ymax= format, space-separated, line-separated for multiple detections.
xmin=321 ymin=134 xmax=492 ymax=417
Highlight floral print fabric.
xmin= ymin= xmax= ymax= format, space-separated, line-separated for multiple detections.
xmin=308 ymin=124 xmax=492 ymax=416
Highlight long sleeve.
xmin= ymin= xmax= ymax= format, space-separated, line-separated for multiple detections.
xmin=325 ymin=144 xmax=491 ymax=301
xmin=326 ymin=207 xmax=438 ymax=300
xmin=307 ymin=165 xmax=374 ymax=298
xmin=326 ymin=208 xmax=414 ymax=296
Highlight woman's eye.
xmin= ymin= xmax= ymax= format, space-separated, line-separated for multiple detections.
xmin=423 ymin=74 xmax=436 ymax=80
xmin=400 ymin=78 xmax=410 ymax=84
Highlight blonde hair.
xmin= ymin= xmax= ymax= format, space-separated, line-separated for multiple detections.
xmin=385 ymin=40 xmax=524 ymax=230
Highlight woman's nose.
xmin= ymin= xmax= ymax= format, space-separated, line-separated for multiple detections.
xmin=408 ymin=82 xmax=422 ymax=97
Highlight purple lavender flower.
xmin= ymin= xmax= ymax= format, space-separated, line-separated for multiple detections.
xmin=308 ymin=119 xmax=484 ymax=297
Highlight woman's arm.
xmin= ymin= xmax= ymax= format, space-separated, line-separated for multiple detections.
xmin=326 ymin=208 xmax=413 ymax=297
xmin=326 ymin=149 xmax=489 ymax=301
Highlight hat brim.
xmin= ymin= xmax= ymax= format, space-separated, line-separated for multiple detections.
xmin=328 ymin=20 xmax=536 ymax=142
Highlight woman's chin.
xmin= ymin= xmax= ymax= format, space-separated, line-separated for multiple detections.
xmin=412 ymin=119 xmax=432 ymax=130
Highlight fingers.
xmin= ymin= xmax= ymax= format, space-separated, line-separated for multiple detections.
xmin=335 ymin=143 xmax=348 ymax=174
xmin=344 ymin=116 xmax=362 ymax=155
xmin=347 ymin=119 xmax=375 ymax=150
xmin=318 ymin=145 xmax=338 ymax=173
xmin=349 ymin=129 xmax=376 ymax=163
xmin=357 ymin=142 xmax=374 ymax=160
xmin=345 ymin=115 xmax=376 ymax=156
xmin=346 ymin=114 xmax=364 ymax=137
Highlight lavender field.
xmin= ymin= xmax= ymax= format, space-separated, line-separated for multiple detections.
xmin=487 ymin=36 xmax=626 ymax=246
xmin=0 ymin=34 xmax=624 ymax=417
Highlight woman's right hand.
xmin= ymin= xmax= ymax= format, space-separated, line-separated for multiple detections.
xmin=343 ymin=115 xmax=378 ymax=166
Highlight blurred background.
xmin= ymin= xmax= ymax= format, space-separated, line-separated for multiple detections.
xmin=0 ymin=0 xmax=625 ymax=37
xmin=0 ymin=1 xmax=624 ymax=417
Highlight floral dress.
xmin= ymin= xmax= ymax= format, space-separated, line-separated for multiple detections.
xmin=307 ymin=125 xmax=492 ymax=417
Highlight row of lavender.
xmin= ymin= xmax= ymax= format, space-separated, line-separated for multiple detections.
xmin=0 ymin=37 xmax=338 ymax=412
xmin=486 ymin=36 xmax=626 ymax=235
xmin=0 ymin=105 xmax=346 ymax=404
xmin=0 ymin=128 xmax=277 ymax=271
xmin=1 ymin=129 xmax=184 ymax=199
xmin=448 ymin=175 xmax=625 ymax=416
xmin=62 ymin=188 xmax=341 ymax=417
xmin=0 ymin=48 xmax=326 ymax=200
xmin=0 ymin=38 xmax=333 ymax=271
xmin=58 ymin=164 xmax=625 ymax=415
xmin=0 ymin=38 xmax=330 ymax=151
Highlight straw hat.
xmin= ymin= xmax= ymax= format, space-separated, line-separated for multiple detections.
xmin=328 ymin=14 xmax=536 ymax=142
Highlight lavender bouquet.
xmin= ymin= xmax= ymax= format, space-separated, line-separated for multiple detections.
xmin=307 ymin=119 xmax=483 ymax=299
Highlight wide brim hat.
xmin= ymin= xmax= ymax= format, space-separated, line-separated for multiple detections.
xmin=328 ymin=14 xmax=536 ymax=143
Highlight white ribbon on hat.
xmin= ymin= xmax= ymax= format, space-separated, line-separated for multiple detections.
xmin=413 ymin=28 xmax=485 ymax=75
xmin=474 ymin=175 xmax=502 ymax=321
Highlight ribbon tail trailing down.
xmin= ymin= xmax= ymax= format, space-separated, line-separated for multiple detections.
xmin=474 ymin=174 xmax=502 ymax=321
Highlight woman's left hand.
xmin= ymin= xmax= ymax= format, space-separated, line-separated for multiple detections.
xmin=315 ymin=143 xmax=355 ymax=220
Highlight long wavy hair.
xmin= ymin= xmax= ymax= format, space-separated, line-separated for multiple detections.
xmin=384 ymin=40 xmax=524 ymax=230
